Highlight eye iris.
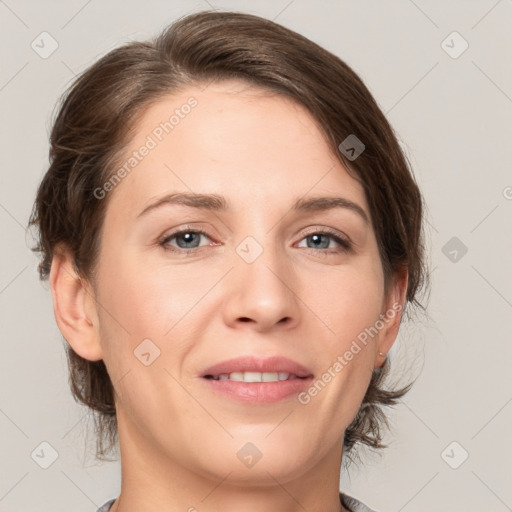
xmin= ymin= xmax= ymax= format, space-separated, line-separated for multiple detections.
xmin=309 ymin=234 xmax=329 ymax=249
xmin=176 ymin=232 xmax=201 ymax=248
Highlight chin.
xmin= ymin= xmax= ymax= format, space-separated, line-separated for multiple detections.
xmin=196 ymin=437 xmax=310 ymax=483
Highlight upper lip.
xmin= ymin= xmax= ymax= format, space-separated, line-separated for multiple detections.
xmin=201 ymin=356 xmax=313 ymax=378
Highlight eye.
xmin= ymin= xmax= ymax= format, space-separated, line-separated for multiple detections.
xmin=158 ymin=226 xmax=352 ymax=256
xmin=296 ymin=229 xmax=351 ymax=253
xmin=159 ymin=228 xmax=215 ymax=255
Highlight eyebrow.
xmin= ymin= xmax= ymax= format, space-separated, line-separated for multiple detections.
xmin=137 ymin=192 xmax=369 ymax=224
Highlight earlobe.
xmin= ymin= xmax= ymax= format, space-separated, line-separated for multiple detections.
xmin=49 ymin=248 xmax=103 ymax=361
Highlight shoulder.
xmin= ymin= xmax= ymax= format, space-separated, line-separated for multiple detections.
xmin=98 ymin=495 xmax=375 ymax=512
xmin=340 ymin=492 xmax=378 ymax=512
xmin=96 ymin=498 xmax=116 ymax=512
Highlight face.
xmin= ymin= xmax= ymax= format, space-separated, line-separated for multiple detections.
xmin=83 ymin=80 xmax=403 ymax=484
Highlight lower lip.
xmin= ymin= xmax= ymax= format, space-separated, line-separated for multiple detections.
xmin=201 ymin=376 xmax=313 ymax=403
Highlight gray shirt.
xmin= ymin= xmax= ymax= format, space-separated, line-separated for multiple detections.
xmin=97 ymin=493 xmax=377 ymax=511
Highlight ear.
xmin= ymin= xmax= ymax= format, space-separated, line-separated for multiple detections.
xmin=49 ymin=247 xmax=103 ymax=361
xmin=374 ymin=266 xmax=408 ymax=368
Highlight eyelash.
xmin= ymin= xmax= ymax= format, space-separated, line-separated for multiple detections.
xmin=158 ymin=226 xmax=352 ymax=256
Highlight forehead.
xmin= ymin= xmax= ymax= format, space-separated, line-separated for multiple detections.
xmin=107 ymin=80 xmax=367 ymax=216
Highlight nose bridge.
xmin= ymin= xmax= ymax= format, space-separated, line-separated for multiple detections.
xmin=222 ymin=230 xmax=299 ymax=330
xmin=237 ymin=234 xmax=288 ymax=288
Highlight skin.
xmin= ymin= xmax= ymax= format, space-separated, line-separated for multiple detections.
xmin=50 ymin=79 xmax=407 ymax=512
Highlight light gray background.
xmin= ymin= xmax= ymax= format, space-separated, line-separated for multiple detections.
xmin=1 ymin=1 xmax=511 ymax=511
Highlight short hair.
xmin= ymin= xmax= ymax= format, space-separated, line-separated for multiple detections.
xmin=29 ymin=10 xmax=428 ymax=461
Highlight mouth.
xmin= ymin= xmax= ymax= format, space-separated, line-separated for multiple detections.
xmin=199 ymin=356 xmax=314 ymax=403
xmin=203 ymin=371 xmax=308 ymax=382
xmin=200 ymin=355 xmax=313 ymax=380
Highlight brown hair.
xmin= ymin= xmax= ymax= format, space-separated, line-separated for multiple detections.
xmin=29 ymin=10 xmax=428 ymax=461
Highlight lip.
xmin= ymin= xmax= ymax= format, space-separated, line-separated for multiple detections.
xmin=201 ymin=376 xmax=314 ymax=403
xmin=199 ymin=356 xmax=314 ymax=404
xmin=200 ymin=355 xmax=313 ymax=378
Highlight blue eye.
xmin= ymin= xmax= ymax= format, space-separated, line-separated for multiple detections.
xmin=160 ymin=229 xmax=212 ymax=253
xmin=297 ymin=231 xmax=351 ymax=253
xmin=159 ymin=228 xmax=351 ymax=255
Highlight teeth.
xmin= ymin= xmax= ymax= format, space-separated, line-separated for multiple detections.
xmin=211 ymin=371 xmax=298 ymax=382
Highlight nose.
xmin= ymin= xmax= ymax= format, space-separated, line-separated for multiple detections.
xmin=221 ymin=243 xmax=300 ymax=332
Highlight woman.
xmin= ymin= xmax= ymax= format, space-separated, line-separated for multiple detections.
xmin=29 ymin=10 xmax=427 ymax=512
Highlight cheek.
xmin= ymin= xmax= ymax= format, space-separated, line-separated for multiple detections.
xmin=308 ymin=255 xmax=385 ymax=345
xmin=94 ymin=250 xmax=206 ymax=412
xmin=95 ymin=246 xmax=208 ymax=338
xmin=300 ymin=257 xmax=384 ymax=419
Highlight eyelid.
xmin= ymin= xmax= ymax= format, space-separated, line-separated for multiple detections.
xmin=299 ymin=225 xmax=352 ymax=245
xmin=158 ymin=225 xmax=217 ymax=247
xmin=158 ymin=224 xmax=353 ymax=255
xmin=296 ymin=225 xmax=353 ymax=253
